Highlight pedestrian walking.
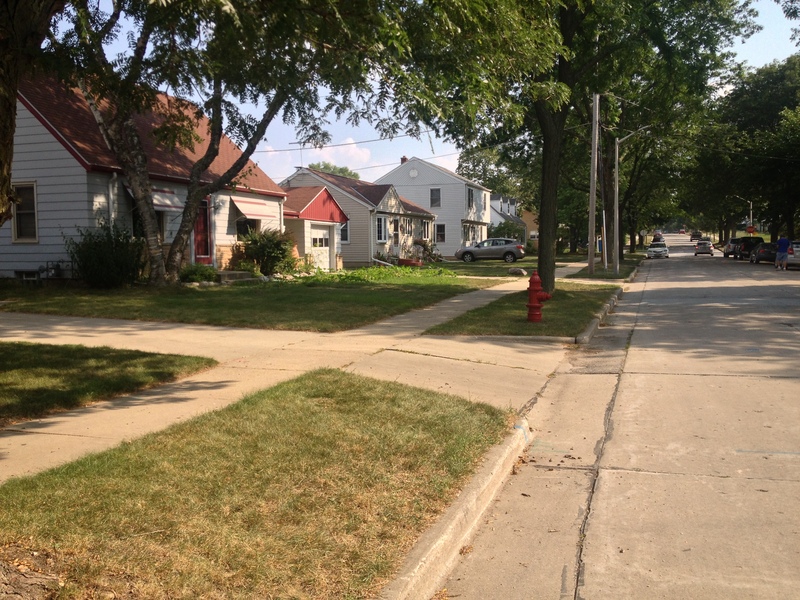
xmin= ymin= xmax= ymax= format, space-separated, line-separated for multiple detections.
xmin=775 ymin=234 xmax=791 ymax=270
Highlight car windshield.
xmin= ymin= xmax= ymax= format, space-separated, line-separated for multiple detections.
xmin=650 ymin=242 xmax=666 ymax=248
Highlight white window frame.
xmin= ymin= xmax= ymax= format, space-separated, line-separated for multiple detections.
xmin=435 ymin=223 xmax=445 ymax=243
xmin=340 ymin=221 xmax=349 ymax=244
xmin=11 ymin=182 xmax=38 ymax=243
xmin=467 ymin=188 xmax=474 ymax=210
xmin=430 ymin=188 xmax=441 ymax=208
xmin=422 ymin=220 xmax=430 ymax=240
xmin=376 ymin=216 xmax=388 ymax=243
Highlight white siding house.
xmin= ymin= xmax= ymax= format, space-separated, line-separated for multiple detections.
xmin=2 ymin=76 xmax=285 ymax=279
xmin=375 ymin=157 xmax=491 ymax=257
xmin=490 ymin=194 xmax=527 ymax=240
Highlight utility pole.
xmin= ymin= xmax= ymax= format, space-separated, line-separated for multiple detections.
xmin=588 ymin=93 xmax=599 ymax=275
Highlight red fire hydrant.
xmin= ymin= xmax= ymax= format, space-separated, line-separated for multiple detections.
xmin=527 ymin=270 xmax=544 ymax=322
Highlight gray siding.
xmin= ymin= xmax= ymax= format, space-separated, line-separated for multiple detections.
xmin=1 ymin=103 xmax=94 ymax=277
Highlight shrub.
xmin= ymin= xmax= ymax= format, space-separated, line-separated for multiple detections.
xmin=230 ymin=260 xmax=261 ymax=277
xmin=238 ymin=229 xmax=295 ymax=276
xmin=64 ymin=220 xmax=146 ymax=288
xmin=179 ymin=264 xmax=218 ymax=283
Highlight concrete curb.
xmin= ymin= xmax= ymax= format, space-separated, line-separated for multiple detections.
xmin=575 ymin=287 xmax=623 ymax=345
xmin=380 ymin=418 xmax=531 ymax=600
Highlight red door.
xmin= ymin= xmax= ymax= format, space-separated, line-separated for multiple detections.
xmin=193 ymin=199 xmax=213 ymax=265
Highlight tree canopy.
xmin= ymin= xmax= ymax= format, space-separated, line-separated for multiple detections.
xmin=308 ymin=162 xmax=360 ymax=180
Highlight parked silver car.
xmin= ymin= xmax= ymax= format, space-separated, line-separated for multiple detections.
xmin=646 ymin=241 xmax=669 ymax=259
xmin=454 ymin=238 xmax=525 ymax=263
xmin=787 ymin=240 xmax=800 ymax=269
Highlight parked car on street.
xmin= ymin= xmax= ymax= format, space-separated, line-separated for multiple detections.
xmin=734 ymin=236 xmax=765 ymax=260
xmin=722 ymin=238 xmax=741 ymax=258
xmin=646 ymin=241 xmax=669 ymax=259
xmin=695 ymin=241 xmax=714 ymax=256
xmin=690 ymin=231 xmax=703 ymax=241
xmin=454 ymin=238 xmax=525 ymax=263
xmin=787 ymin=240 xmax=800 ymax=269
xmin=749 ymin=242 xmax=778 ymax=264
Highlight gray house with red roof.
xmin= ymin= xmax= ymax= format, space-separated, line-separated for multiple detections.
xmin=3 ymin=76 xmax=290 ymax=278
xmin=281 ymin=168 xmax=435 ymax=268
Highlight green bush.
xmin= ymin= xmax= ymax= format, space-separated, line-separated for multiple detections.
xmin=238 ymin=229 xmax=295 ymax=276
xmin=64 ymin=220 xmax=146 ymax=288
xmin=179 ymin=264 xmax=218 ymax=283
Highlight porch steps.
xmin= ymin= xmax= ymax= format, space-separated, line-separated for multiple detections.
xmin=217 ymin=270 xmax=260 ymax=283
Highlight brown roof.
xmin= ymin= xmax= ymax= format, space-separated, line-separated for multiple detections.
xmin=306 ymin=169 xmax=433 ymax=216
xmin=282 ymin=186 xmax=325 ymax=213
xmin=17 ymin=75 xmax=283 ymax=197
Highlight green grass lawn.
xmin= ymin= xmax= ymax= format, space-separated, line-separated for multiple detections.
xmin=425 ymin=281 xmax=620 ymax=337
xmin=0 ymin=341 xmax=216 ymax=426
xmin=562 ymin=256 xmax=643 ymax=280
xmin=0 ymin=370 xmax=508 ymax=599
xmin=0 ymin=268 xmax=499 ymax=332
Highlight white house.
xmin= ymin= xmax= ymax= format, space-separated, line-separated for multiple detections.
xmin=281 ymin=168 xmax=435 ymax=268
xmin=375 ymin=157 xmax=491 ymax=257
xmin=2 ymin=75 xmax=287 ymax=279
xmin=490 ymin=193 xmax=527 ymax=240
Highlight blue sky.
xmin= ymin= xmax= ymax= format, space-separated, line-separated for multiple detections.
xmin=256 ymin=0 xmax=799 ymax=184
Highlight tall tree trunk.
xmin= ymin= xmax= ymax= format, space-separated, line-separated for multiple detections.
xmin=0 ymin=43 xmax=21 ymax=227
xmin=81 ymin=86 xmax=167 ymax=283
xmin=534 ymin=104 xmax=568 ymax=294
xmin=0 ymin=0 xmax=67 ymax=225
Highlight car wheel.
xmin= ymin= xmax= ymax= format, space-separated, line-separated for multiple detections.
xmin=503 ymin=252 xmax=517 ymax=263
xmin=694 ymin=253 xmax=698 ymax=256
xmin=724 ymin=252 xmax=728 ymax=257
xmin=462 ymin=252 xmax=474 ymax=263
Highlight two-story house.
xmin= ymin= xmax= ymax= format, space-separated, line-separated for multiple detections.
xmin=375 ymin=157 xmax=491 ymax=257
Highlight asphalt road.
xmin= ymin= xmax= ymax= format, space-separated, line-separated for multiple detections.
xmin=443 ymin=233 xmax=800 ymax=599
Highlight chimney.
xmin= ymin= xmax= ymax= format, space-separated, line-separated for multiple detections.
xmin=401 ymin=156 xmax=408 ymax=164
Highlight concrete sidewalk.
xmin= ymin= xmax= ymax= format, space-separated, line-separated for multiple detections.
xmin=0 ymin=264 xmax=614 ymax=598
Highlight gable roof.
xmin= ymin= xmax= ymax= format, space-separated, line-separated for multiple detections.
xmin=297 ymin=168 xmax=433 ymax=217
xmin=17 ymin=75 xmax=284 ymax=197
xmin=281 ymin=185 xmax=347 ymax=223
xmin=377 ymin=156 xmax=491 ymax=192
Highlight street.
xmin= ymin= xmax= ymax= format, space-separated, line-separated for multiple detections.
xmin=443 ymin=233 xmax=800 ymax=599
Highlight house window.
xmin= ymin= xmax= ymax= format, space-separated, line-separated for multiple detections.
xmin=376 ymin=216 xmax=388 ymax=243
xmin=340 ymin=221 xmax=349 ymax=243
xmin=467 ymin=188 xmax=474 ymax=210
xmin=392 ymin=218 xmax=400 ymax=245
xmin=312 ymin=235 xmax=329 ymax=248
xmin=430 ymin=188 xmax=441 ymax=208
xmin=12 ymin=184 xmax=37 ymax=242
xmin=422 ymin=220 xmax=430 ymax=240
xmin=435 ymin=223 xmax=445 ymax=243
xmin=236 ymin=218 xmax=259 ymax=238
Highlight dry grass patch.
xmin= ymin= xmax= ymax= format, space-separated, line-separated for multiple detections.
xmin=0 ymin=369 xmax=508 ymax=599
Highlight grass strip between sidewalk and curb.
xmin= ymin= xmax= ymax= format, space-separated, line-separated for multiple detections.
xmin=424 ymin=281 xmax=621 ymax=338
xmin=562 ymin=257 xmax=643 ymax=280
xmin=0 ymin=341 xmax=216 ymax=427
xmin=0 ymin=369 xmax=509 ymax=600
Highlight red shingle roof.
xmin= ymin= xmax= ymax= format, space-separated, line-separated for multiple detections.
xmin=17 ymin=75 xmax=283 ymax=197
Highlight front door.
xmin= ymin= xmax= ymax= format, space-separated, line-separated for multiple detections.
xmin=193 ymin=199 xmax=213 ymax=265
